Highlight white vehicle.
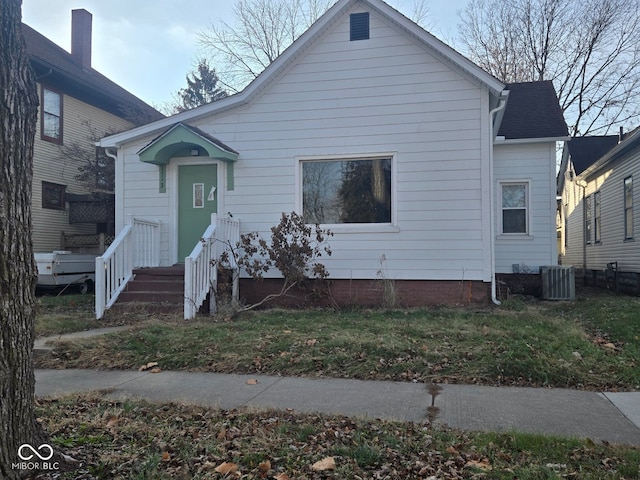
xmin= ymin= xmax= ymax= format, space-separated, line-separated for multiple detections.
xmin=35 ymin=251 xmax=96 ymax=294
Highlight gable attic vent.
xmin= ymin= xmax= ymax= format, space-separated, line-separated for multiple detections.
xmin=350 ymin=12 xmax=370 ymax=41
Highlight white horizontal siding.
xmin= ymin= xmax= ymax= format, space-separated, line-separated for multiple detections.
xmin=560 ymin=166 xmax=584 ymax=267
xmin=119 ymin=2 xmax=492 ymax=280
xmin=562 ymin=148 xmax=640 ymax=272
xmin=494 ymin=142 xmax=558 ymax=273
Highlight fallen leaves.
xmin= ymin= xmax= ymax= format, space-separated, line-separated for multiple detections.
xmin=139 ymin=361 xmax=161 ymax=373
xmin=105 ymin=415 xmax=119 ymax=429
xmin=592 ymin=335 xmax=622 ymax=352
xmin=35 ymin=395 xmax=637 ymax=480
xmin=465 ymin=458 xmax=492 ymax=470
xmin=215 ymin=461 xmax=238 ymax=475
xmin=311 ymin=456 xmax=336 ymax=471
xmin=258 ymin=459 xmax=271 ymax=478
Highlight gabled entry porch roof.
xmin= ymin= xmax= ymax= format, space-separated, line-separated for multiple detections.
xmin=137 ymin=123 xmax=238 ymax=165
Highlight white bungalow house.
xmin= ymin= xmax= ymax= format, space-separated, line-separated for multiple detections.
xmin=558 ymin=128 xmax=640 ymax=294
xmin=96 ymin=0 xmax=568 ymax=318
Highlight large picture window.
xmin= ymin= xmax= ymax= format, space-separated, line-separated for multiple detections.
xmin=500 ymin=182 xmax=528 ymax=234
xmin=41 ymin=86 xmax=62 ymax=143
xmin=302 ymin=157 xmax=392 ymax=224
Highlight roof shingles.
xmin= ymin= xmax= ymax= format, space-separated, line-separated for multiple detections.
xmin=22 ymin=23 xmax=163 ymax=125
xmin=498 ymin=81 xmax=568 ymax=140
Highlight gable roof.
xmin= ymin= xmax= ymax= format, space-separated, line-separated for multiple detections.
xmin=100 ymin=0 xmax=506 ymax=148
xmin=567 ymin=135 xmax=619 ymax=175
xmin=137 ymin=123 xmax=238 ymax=165
xmin=580 ymin=127 xmax=640 ymax=179
xmin=22 ymin=23 xmax=163 ymax=125
xmin=498 ymin=81 xmax=568 ymax=140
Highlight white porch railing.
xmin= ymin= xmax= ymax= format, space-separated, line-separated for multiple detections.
xmin=215 ymin=215 xmax=240 ymax=302
xmin=95 ymin=217 xmax=161 ymax=319
xmin=184 ymin=214 xmax=240 ymax=320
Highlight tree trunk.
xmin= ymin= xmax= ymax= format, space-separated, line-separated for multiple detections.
xmin=0 ymin=1 xmax=41 ymax=478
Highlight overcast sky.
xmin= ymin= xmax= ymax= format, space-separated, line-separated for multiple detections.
xmin=22 ymin=0 xmax=468 ymax=109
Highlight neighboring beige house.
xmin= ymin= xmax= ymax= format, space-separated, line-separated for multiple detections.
xmin=558 ymin=128 xmax=640 ymax=293
xmin=23 ymin=9 xmax=162 ymax=253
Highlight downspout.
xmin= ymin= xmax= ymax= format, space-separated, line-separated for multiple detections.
xmin=104 ymin=146 xmax=119 ymax=226
xmin=489 ymin=93 xmax=508 ymax=305
xmin=104 ymin=148 xmax=117 ymax=162
xmin=576 ymin=179 xmax=588 ymax=282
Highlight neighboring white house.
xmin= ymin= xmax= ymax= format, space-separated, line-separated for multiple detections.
xmin=99 ymin=0 xmax=568 ymax=308
xmin=558 ymin=128 xmax=640 ymax=293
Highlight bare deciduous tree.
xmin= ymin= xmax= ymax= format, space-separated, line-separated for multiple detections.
xmin=459 ymin=0 xmax=640 ymax=135
xmin=0 ymin=1 xmax=43 ymax=478
xmin=198 ymin=0 xmax=338 ymax=91
xmin=199 ymin=0 xmax=431 ymax=92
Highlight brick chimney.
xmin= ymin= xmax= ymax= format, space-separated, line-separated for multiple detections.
xmin=71 ymin=9 xmax=92 ymax=69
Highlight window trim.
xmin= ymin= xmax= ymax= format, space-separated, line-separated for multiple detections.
xmin=564 ymin=203 xmax=569 ymax=247
xmin=296 ymin=152 xmax=398 ymax=232
xmin=584 ymin=194 xmax=592 ymax=245
xmin=40 ymin=85 xmax=63 ymax=144
xmin=594 ymin=191 xmax=601 ymax=243
xmin=624 ymin=176 xmax=633 ymax=240
xmin=499 ymin=181 xmax=530 ymax=236
xmin=42 ymin=181 xmax=66 ymax=210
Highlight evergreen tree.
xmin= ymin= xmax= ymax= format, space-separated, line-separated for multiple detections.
xmin=176 ymin=59 xmax=227 ymax=112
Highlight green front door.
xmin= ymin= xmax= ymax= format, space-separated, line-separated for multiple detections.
xmin=178 ymin=164 xmax=218 ymax=261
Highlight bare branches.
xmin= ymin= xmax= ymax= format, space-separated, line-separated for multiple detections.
xmin=198 ymin=0 xmax=337 ymax=92
xmin=198 ymin=0 xmax=434 ymax=93
xmin=217 ymin=212 xmax=333 ymax=312
xmin=459 ymin=0 xmax=640 ymax=135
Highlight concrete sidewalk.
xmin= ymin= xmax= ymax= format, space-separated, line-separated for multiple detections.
xmin=34 ymin=326 xmax=133 ymax=351
xmin=35 ymin=369 xmax=640 ymax=446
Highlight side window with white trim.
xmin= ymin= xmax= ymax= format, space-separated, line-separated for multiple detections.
xmin=500 ymin=182 xmax=528 ymax=234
